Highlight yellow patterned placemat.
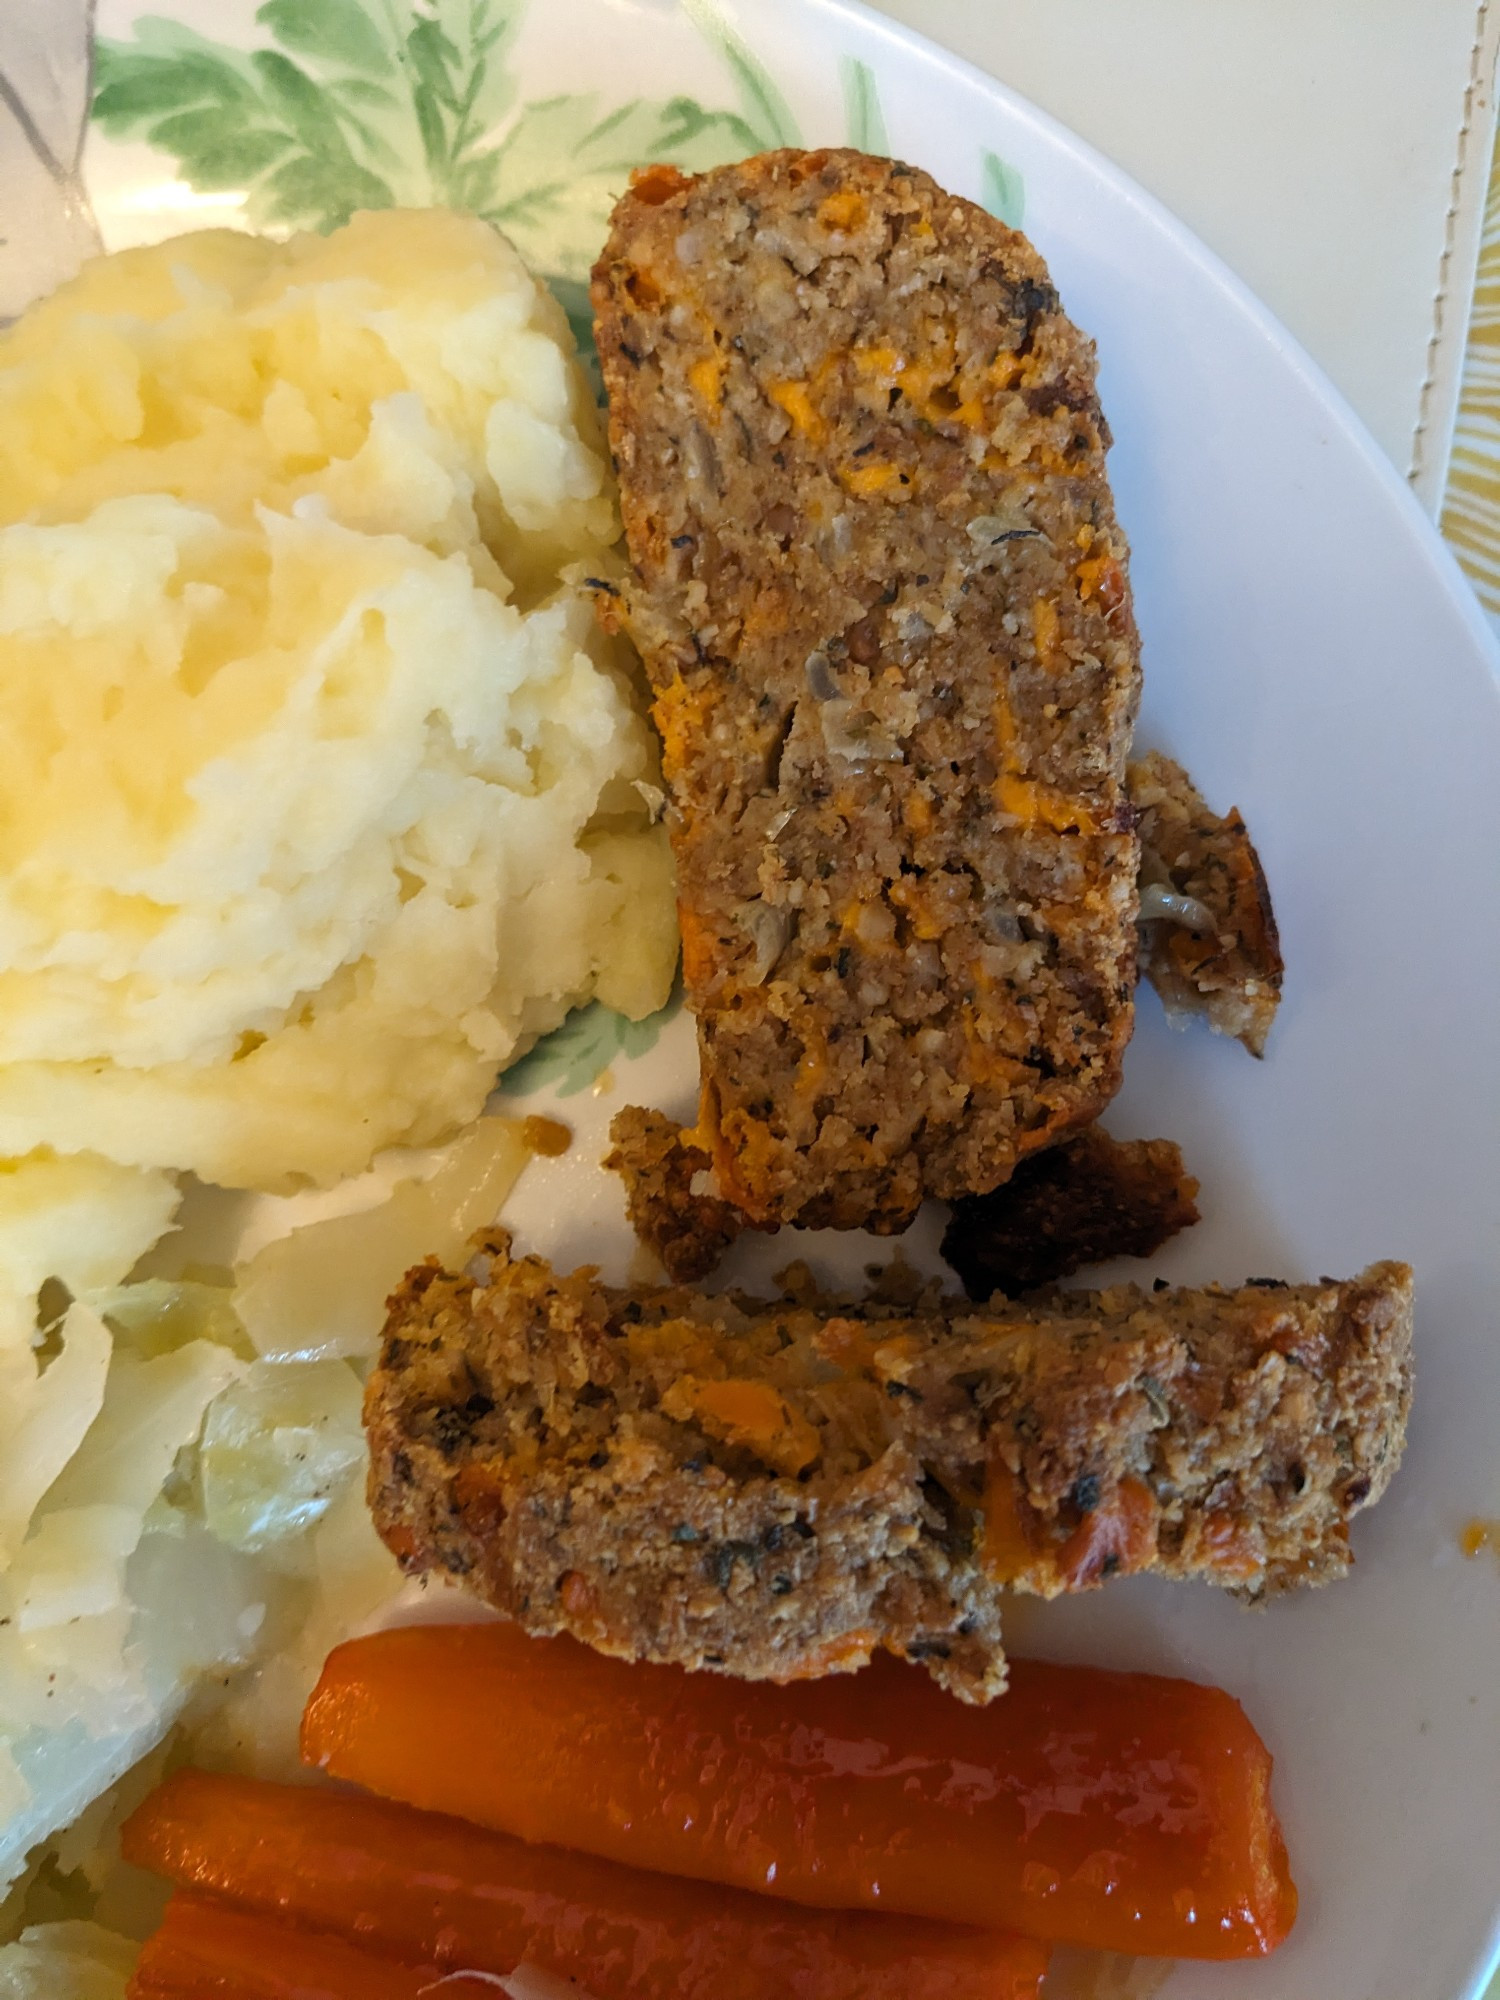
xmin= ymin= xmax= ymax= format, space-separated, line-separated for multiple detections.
xmin=1444 ymin=113 xmax=1500 ymax=612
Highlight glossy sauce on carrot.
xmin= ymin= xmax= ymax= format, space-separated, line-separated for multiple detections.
xmin=302 ymin=1623 xmax=1296 ymax=1960
xmin=124 ymin=1768 xmax=1047 ymax=2000
xmin=128 ymin=1893 xmax=491 ymax=1999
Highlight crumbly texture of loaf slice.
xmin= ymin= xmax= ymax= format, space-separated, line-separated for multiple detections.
xmin=612 ymin=1107 xmax=1199 ymax=1291
xmin=367 ymin=1240 xmax=1412 ymax=1702
xmin=942 ymin=1126 xmax=1200 ymax=1297
xmin=1131 ymin=751 xmax=1283 ymax=1056
xmin=592 ymin=150 xmax=1142 ymax=1232
xmin=604 ymin=1104 xmax=748 ymax=1281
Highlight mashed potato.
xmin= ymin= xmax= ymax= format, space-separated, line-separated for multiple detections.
xmin=0 ymin=210 xmax=676 ymax=1190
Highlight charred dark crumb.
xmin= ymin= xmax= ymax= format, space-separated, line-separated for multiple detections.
xmin=943 ymin=1127 xmax=1199 ymax=1297
xmin=708 ymin=1540 xmax=761 ymax=1589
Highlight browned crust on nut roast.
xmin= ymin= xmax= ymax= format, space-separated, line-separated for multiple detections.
xmin=1131 ymin=750 xmax=1284 ymax=1056
xmin=366 ymin=1238 xmax=1412 ymax=1703
xmin=941 ymin=1126 xmax=1201 ymax=1297
xmin=592 ymin=150 xmax=1142 ymax=1232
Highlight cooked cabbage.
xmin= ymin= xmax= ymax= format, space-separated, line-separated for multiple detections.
xmin=0 ymin=1307 xmax=112 ymax=1571
xmin=5 ymin=1337 xmax=243 ymax=1631
xmin=0 ymin=1521 xmax=268 ymax=1893
xmin=234 ymin=1115 xmax=529 ymax=1361
xmin=200 ymin=1360 xmax=364 ymax=1552
xmin=0 ymin=1116 xmax=529 ymax=1893
xmin=0 ymin=1922 xmax=134 ymax=1998
xmin=0 ymin=1155 xmax=179 ymax=1564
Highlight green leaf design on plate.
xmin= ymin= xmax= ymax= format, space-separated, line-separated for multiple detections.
xmin=680 ymin=0 xmax=802 ymax=152
xmin=498 ymin=992 xmax=682 ymax=1100
xmin=980 ymin=147 xmax=1026 ymax=229
xmin=93 ymin=2 xmax=1035 ymax=323
xmin=92 ymin=0 xmax=794 ymax=284
xmin=546 ymin=273 xmax=601 ymax=391
xmin=840 ymin=56 xmax=888 ymax=156
xmin=485 ymin=90 xmax=761 ymax=282
xmin=93 ymin=2 xmax=528 ymax=227
xmin=256 ymin=0 xmax=396 ymax=77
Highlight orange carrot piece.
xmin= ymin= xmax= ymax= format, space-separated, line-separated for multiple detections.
xmin=303 ymin=1624 xmax=1297 ymax=1961
xmin=128 ymin=1892 xmax=493 ymax=1999
xmin=123 ymin=1767 xmax=1046 ymax=2000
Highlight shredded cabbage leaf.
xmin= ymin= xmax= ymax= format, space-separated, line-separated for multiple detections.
xmin=0 ymin=1307 xmax=112 ymax=1570
xmin=0 ymin=1154 xmax=179 ymax=1567
xmin=0 ymin=1922 xmax=134 ymax=1999
xmin=234 ymin=1116 xmax=530 ymax=1361
xmin=5 ymin=1338 xmax=244 ymax=1637
xmin=200 ymin=1360 xmax=364 ymax=1552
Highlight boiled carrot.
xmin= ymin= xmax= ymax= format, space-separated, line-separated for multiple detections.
xmin=122 ymin=1767 xmax=1048 ymax=2000
xmin=128 ymin=1892 xmax=494 ymax=1999
xmin=302 ymin=1623 xmax=1297 ymax=1960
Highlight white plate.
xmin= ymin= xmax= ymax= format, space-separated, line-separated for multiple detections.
xmin=11 ymin=1 xmax=1500 ymax=1993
